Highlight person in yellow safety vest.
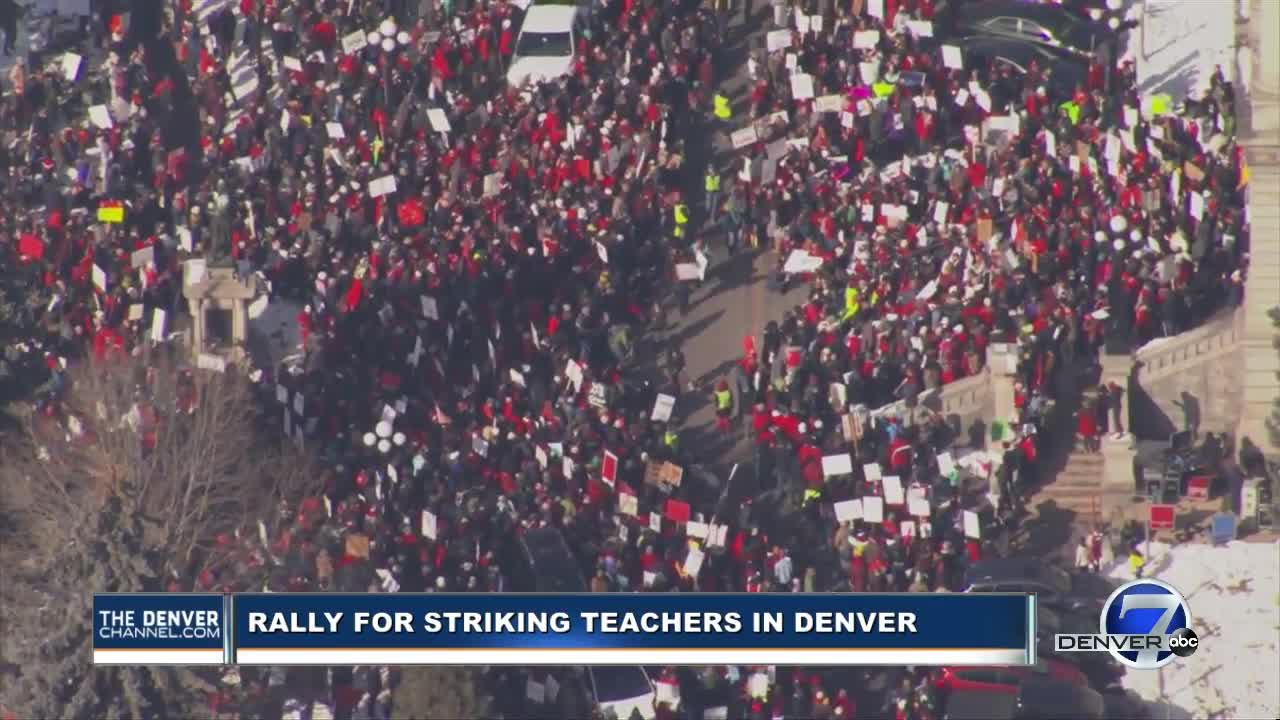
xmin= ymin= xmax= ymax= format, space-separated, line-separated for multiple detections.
xmin=713 ymin=93 xmax=732 ymax=121
xmin=704 ymin=168 xmax=722 ymax=223
xmin=673 ymin=202 xmax=689 ymax=239
xmin=714 ymin=379 xmax=733 ymax=432
xmin=663 ymin=427 xmax=680 ymax=453
xmin=842 ymin=285 xmax=860 ymax=321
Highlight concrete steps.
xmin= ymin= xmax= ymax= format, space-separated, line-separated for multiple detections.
xmin=1032 ymin=452 xmax=1106 ymax=521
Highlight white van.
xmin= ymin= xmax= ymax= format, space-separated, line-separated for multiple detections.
xmin=588 ymin=666 xmax=657 ymax=720
xmin=506 ymin=4 xmax=579 ymax=87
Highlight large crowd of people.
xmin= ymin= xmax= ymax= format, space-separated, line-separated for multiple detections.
xmin=1 ymin=0 xmax=1250 ymax=717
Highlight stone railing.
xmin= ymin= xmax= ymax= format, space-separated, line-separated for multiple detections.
xmin=1133 ymin=309 xmax=1244 ymax=385
xmin=869 ymin=365 xmax=996 ymax=448
xmin=1130 ymin=309 xmax=1246 ymax=438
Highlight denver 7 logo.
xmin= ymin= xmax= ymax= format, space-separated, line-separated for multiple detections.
xmin=1102 ymin=579 xmax=1193 ymax=670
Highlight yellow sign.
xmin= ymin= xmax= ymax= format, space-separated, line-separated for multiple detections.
xmin=98 ymin=206 xmax=124 ymax=223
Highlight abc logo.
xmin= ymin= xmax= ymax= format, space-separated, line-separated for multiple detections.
xmin=1168 ymin=627 xmax=1200 ymax=657
xmin=1101 ymin=579 xmax=1195 ymax=670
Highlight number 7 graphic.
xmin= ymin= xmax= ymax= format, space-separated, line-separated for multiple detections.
xmin=1119 ymin=593 xmax=1181 ymax=666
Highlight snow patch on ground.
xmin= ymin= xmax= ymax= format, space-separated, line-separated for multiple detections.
xmin=1129 ymin=0 xmax=1240 ymax=99
xmin=1107 ymin=540 xmax=1280 ymax=720
xmin=248 ymin=297 xmax=303 ymax=368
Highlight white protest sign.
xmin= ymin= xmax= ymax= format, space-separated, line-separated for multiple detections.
xmin=130 ymin=245 xmax=154 ymax=269
xmin=941 ymin=45 xmax=964 ymax=70
xmin=421 ymin=510 xmax=438 ymax=539
xmin=863 ymin=463 xmax=883 ymax=482
xmin=197 ymin=353 xmax=227 ymax=373
xmin=649 ymin=513 xmax=662 ymax=533
xmin=909 ymin=495 xmax=931 ymax=518
xmin=151 ymin=309 xmax=167 ymax=343
xmin=709 ymin=523 xmax=729 ymax=548
xmin=341 ymin=30 xmax=366 ymax=54
xmin=89 ymin=105 xmax=113 ymax=129
xmin=619 ymin=493 xmax=638 ymax=516
xmin=546 ymin=675 xmax=560 ymax=703
xmin=92 ymin=264 xmax=107 ymax=292
xmin=368 ymin=175 xmax=398 ymax=198
xmin=862 ymin=496 xmax=885 ymax=523
xmin=822 ymin=453 xmax=853 ymax=478
xmin=684 ymin=547 xmax=705 ymax=577
xmin=937 ymin=451 xmax=956 ymax=477
xmin=790 ymin=73 xmax=815 ymax=100
xmin=326 ymin=122 xmax=346 ymax=140
xmin=686 ymin=521 xmax=709 ymax=539
xmin=246 ymin=294 xmax=269 ymax=320
xmin=854 ymin=30 xmax=879 ymax=49
xmin=565 ymin=360 xmax=584 ymax=393
xmin=766 ymin=29 xmax=792 ymax=52
xmin=420 ymin=296 xmax=439 ymax=320
xmin=815 ymin=94 xmax=843 ymax=113
xmin=905 ymin=20 xmax=933 ymax=37
xmin=656 ymin=680 xmax=681 ymax=706
xmin=730 ymin=126 xmax=758 ymax=149
xmin=834 ymin=499 xmax=863 ymax=523
xmin=963 ymin=510 xmax=981 ymax=539
xmin=62 ymin=52 xmax=83 ymax=81
xmin=282 ymin=56 xmax=303 ymax=72
xmin=651 ymin=393 xmax=676 ymax=422
xmin=525 ymin=679 xmax=545 ymax=704
xmin=472 ymin=435 xmax=489 ymax=458
xmin=1189 ymin=191 xmax=1205 ymax=221
xmin=426 ymin=108 xmax=451 ymax=133
xmin=128 ymin=304 xmax=144 ymax=321
xmin=783 ymin=249 xmax=824 ymax=274
xmin=882 ymin=476 xmax=905 ymax=505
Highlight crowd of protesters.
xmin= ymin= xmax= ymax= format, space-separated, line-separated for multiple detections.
xmin=0 ymin=0 xmax=1251 ymax=717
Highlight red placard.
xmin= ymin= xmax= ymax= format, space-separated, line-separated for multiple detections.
xmin=1149 ymin=504 xmax=1176 ymax=531
xmin=601 ymin=450 xmax=618 ymax=488
xmin=664 ymin=498 xmax=691 ymax=524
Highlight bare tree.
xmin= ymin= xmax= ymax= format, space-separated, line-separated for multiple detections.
xmin=391 ymin=667 xmax=490 ymax=720
xmin=0 ymin=352 xmax=318 ymax=720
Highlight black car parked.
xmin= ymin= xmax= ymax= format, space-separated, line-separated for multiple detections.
xmin=939 ymin=0 xmax=1122 ymax=62
xmin=964 ymin=557 xmax=1111 ymax=613
xmin=942 ymin=678 xmax=1108 ymax=720
xmin=955 ymin=35 xmax=1089 ymax=101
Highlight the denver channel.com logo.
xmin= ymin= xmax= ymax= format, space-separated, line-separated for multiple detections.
xmin=1053 ymin=579 xmax=1199 ymax=670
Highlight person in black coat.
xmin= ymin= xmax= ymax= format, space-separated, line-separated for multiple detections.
xmin=0 ymin=0 xmax=17 ymax=56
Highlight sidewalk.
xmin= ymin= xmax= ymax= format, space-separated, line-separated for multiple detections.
xmin=1128 ymin=0 xmax=1244 ymax=98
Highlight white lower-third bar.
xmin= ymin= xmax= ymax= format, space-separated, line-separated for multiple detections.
xmin=94 ymin=649 xmax=227 ymax=665
xmin=235 ymin=648 xmax=1029 ymax=666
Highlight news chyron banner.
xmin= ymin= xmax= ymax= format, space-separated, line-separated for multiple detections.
xmin=95 ymin=593 xmax=1037 ymax=666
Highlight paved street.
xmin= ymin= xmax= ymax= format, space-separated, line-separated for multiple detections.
xmin=658 ymin=3 xmax=806 ymax=506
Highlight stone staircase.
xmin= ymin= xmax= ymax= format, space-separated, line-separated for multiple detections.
xmin=1031 ymin=452 xmax=1106 ymax=523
